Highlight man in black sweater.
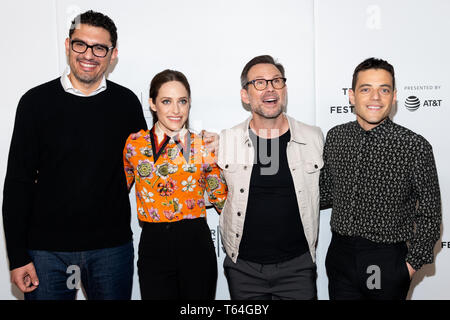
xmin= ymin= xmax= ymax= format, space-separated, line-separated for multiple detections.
xmin=2 ymin=11 xmax=147 ymax=299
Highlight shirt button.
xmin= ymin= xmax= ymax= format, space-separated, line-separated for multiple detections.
xmin=237 ymin=212 xmax=241 ymax=217
xmin=232 ymin=253 xmax=235 ymax=258
xmin=314 ymin=164 xmax=318 ymax=169
xmin=244 ymin=166 xmax=247 ymax=170
xmin=240 ymin=188 xmax=245 ymax=193
xmin=236 ymin=234 xmax=239 ymax=238
xmin=248 ymin=143 xmax=252 ymax=148
xmin=225 ymin=164 xmax=229 ymax=169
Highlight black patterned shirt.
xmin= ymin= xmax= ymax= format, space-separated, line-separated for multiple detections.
xmin=320 ymin=118 xmax=441 ymax=270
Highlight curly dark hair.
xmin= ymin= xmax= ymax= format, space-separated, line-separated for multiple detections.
xmin=69 ymin=10 xmax=118 ymax=48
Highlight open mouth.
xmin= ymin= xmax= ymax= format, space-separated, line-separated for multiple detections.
xmin=78 ymin=60 xmax=99 ymax=72
xmin=367 ymin=105 xmax=382 ymax=110
xmin=262 ymin=96 xmax=278 ymax=106
xmin=167 ymin=116 xmax=182 ymax=122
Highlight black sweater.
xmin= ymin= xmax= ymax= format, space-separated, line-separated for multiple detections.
xmin=2 ymin=78 xmax=147 ymax=270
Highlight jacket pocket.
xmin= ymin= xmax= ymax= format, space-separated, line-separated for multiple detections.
xmin=217 ymin=162 xmax=241 ymax=187
xmin=300 ymin=158 xmax=323 ymax=197
xmin=218 ymin=162 xmax=239 ymax=173
xmin=304 ymin=158 xmax=324 ymax=174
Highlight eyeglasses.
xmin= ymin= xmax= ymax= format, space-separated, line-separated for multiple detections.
xmin=70 ymin=40 xmax=114 ymax=58
xmin=245 ymin=77 xmax=287 ymax=91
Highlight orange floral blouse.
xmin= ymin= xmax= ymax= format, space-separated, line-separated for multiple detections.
xmin=123 ymin=126 xmax=227 ymax=223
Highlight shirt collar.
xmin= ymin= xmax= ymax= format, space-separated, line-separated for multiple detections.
xmin=154 ymin=121 xmax=189 ymax=145
xmin=60 ymin=66 xmax=107 ymax=97
xmin=353 ymin=117 xmax=393 ymax=136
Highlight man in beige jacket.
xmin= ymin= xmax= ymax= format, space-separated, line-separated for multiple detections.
xmin=217 ymin=55 xmax=324 ymax=299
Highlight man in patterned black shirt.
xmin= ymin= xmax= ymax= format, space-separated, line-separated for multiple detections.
xmin=320 ymin=57 xmax=441 ymax=300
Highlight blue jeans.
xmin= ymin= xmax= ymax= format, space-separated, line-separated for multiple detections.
xmin=25 ymin=241 xmax=134 ymax=300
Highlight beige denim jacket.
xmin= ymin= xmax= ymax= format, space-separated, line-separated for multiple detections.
xmin=217 ymin=114 xmax=324 ymax=264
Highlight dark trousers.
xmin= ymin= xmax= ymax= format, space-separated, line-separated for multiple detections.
xmin=138 ymin=218 xmax=217 ymax=300
xmin=326 ymin=232 xmax=411 ymax=300
xmin=224 ymin=251 xmax=317 ymax=300
xmin=25 ymin=242 xmax=134 ymax=300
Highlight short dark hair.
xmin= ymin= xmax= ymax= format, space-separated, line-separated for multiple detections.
xmin=241 ymin=55 xmax=285 ymax=89
xmin=149 ymin=69 xmax=191 ymax=126
xmin=69 ymin=10 xmax=118 ymax=48
xmin=352 ymin=57 xmax=395 ymax=90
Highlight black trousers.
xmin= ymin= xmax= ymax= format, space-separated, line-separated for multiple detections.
xmin=138 ymin=218 xmax=217 ymax=300
xmin=326 ymin=232 xmax=411 ymax=300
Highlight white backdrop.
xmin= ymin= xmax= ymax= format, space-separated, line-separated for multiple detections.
xmin=0 ymin=0 xmax=448 ymax=300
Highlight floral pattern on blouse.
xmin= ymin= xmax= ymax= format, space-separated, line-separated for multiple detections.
xmin=124 ymin=127 xmax=227 ymax=223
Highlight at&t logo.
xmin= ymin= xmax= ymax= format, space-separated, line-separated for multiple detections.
xmin=404 ymin=96 xmax=442 ymax=112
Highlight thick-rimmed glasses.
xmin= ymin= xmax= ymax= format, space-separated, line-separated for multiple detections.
xmin=70 ymin=40 xmax=114 ymax=58
xmin=245 ymin=77 xmax=287 ymax=91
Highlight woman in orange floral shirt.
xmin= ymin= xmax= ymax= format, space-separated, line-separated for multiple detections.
xmin=123 ymin=70 xmax=227 ymax=300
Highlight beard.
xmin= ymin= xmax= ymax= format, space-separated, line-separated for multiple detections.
xmin=69 ymin=55 xmax=107 ymax=85
xmin=72 ymin=71 xmax=101 ymax=84
xmin=252 ymin=101 xmax=286 ymax=119
xmin=72 ymin=66 xmax=103 ymax=84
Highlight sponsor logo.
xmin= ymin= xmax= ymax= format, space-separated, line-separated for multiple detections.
xmin=403 ymin=85 xmax=443 ymax=112
xmin=405 ymin=96 xmax=420 ymax=111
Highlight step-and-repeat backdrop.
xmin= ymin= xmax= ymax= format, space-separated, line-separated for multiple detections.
xmin=0 ymin=0 xmax=448 ymax=299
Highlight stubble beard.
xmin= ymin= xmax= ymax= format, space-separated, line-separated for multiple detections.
xmin=73 ymin=71 xmax=100 ymax=85
xmin=70 ymin=54 xmax=108 ymax=85
xmin=72 ymin=64 xmax=104 ymax=85
xmin=253 ymin=102 xmax=286 ymax=120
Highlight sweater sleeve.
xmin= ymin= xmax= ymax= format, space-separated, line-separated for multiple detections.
xmin=122 ymin=90 xmax=146 ymax=191
xmin=129 ymin=91 xmax=148 ymax=132
xmin=2 ymin=94 xmax=38 ymax=270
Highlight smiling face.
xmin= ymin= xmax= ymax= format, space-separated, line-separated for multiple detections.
xmin=349 ymin=68 xmax=397 ymax=131
xmin=241 ymin=63 xmax=287 ymax=121
xmin=149 ymin=81 xmax=190 ymax=136
xmin=65 ymin=23 xmax=117 ymax=91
